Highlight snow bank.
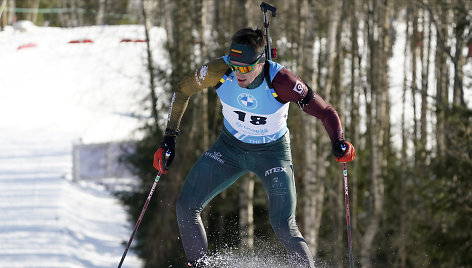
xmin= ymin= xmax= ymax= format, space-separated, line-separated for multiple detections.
xmin=13 ymin=20 xmax=38 ymax=32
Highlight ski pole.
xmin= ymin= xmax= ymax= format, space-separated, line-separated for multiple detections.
xmin=117 ymin=172 xmax=162 ymax=268
xmin=342 ymin=163 xmax=355 ymax=268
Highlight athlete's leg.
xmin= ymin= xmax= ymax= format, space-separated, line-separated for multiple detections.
xmin=250 ymin=136 xmax=315 ymax=267
xmin=176 ymin=137 xmax=245 ymax=263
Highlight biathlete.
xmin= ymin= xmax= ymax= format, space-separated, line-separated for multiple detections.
xmin=153 ymin=27 xmax=355 ymax=267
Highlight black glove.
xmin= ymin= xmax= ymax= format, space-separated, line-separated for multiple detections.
xmin=332 ymin=140 xmax=355 ymax=162
xmin=160 ymin=134 xmax=176 ymax=167
xmin=153 ymin=129 xmax=178 ymax=173
xmin=332 ymin=140 xmax=348 ymax=158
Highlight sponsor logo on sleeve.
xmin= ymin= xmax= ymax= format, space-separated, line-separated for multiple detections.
xmin=292 ymin=80 xmax=305 ymax=95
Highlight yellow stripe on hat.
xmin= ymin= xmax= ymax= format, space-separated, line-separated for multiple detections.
xmin=231 ymin=49 xmax=242 ymax=53
xmin=220 ymin=78 xmax=226 ymax=83
xmin=272 ymin=92 xmax=278 ymax=97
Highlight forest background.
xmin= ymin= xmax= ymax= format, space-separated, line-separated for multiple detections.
xmin=3 ymin=0 xmax=471 ymax=267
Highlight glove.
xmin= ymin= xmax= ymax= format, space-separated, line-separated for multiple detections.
xmin=153 ymin=129 xmax=178 ymax=174
xmin=332 ymin=140 xmax=355 ymax=162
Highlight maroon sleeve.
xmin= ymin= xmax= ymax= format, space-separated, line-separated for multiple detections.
xmin=272 ymin=68 xmax=344 ymax=143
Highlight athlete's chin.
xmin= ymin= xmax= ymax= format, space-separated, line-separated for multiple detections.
xmin=237 ymin=80 xmax=249 ymax=87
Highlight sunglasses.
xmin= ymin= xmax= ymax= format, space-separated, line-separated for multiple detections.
xmin=228 ymin=53 xmax=264 ymax=74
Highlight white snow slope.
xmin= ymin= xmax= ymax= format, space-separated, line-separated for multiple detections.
xmin=0 ymin=24 xmax=168 ymax=268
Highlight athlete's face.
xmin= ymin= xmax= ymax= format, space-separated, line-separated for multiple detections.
xmin=230 ymin=60 xmax=264 ymax=88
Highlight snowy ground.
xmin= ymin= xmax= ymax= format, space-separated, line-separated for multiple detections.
xmin=0 ymin=23 xmax=168 ymax=268
xmin=0 ymin=151 xmax=142 ymax=268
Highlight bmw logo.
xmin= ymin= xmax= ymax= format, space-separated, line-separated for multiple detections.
xmin=237 ymin=93 xmax=257 ymax=109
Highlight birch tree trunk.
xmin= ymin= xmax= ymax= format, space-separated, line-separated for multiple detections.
xmin=7 ymin=0 xmax=15 ymax=25
xmin=239 ymin=175 xmax=255 ymax=249
xmin=163 ymin=0 xmax=173 ymax=47
xmin=297 ymin=0 xmax=323 ymax=257
xmin=348 ymin=0 xmax=361 ymax=239
xmin=304 ymin=0 xmax=341 ymax=258
xmin=96 ymin=0 xmax=106 ymax=25
xmin=420 ymin=6 xmax=432 ymax=156
xmin=142 ymin=0 xmax=159 ymax=129
xmin=411 ymin=3 xmax=420 ymax=164
xmin=335 ymin=0 xmax=348 ymax=264
xmin=76 ymin=0 xmax=84 ymax=26
xmin=303 ymin=115 xmax=321 ymax=255
xmin=434 ymin=4 xmax=449 ymax=157
xmin=324 ymin=0 xmax=340 ymax=98
xmin=29 ymin=0 xmax=39 ymax=24
xmin=317 ymin=1 xmax=341 ymax=258
xmin=69 ymin=0 xmax=78 ymax=26
xmin=362 ymin=1 xmax=379 ymax=262
xmin=360 ymin=0 xmax=387 ymax=266
xmin=452 ymin=3 xmax=466 ymax=107
xmin=380 ymin=0 xmax=392 ymax=166
xmin=399 ymin=7 xmax=411 ymax=267
xmin=197 ymin=0 xmax=210 ymax=150
xmin=1 ymin=0 xmax=6 ymax=28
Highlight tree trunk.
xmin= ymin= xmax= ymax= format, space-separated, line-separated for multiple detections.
xmin=29 ymin=0 xmax=40 ymax=24
xmin=380 ymin=0 xmax=392 ymax=167
xmin=360 ymin=1 xmax=387 ymax=267
xmin=420 ymin=6 xmax=432 ymax=156
xmin=303 ymin=33 xmax=324 ymax=256
xmin=361 ymin=0 xmax=378 ymax=264
xmin=335 ymin=0 xmax=348 ymax=264
xmin=70 ymin=0 xmax=78 ymax=26
xmin=7 ymin=0 xmax=15 ymax=25
xmin=239 ymin=175 xmax=255 ymax=249
xmin=411 ymin=3 xmax=419 ymax=166
xmin=435 ymin=4 xmax=449 ymax=157
xmin=96 ymin=0 xmax=106 ymax=25
xmin=298 ymin=0 xmax=320 ymax=257
xmin=196 ymin=0 xmax=210 ymax=150
xmin=142 ymin=0 xmax=159 ymax=128
xmin=76 ymin=0 xmax=84 ymax=26
xmin=309 ymin=0 xmax=341 ymax=258
xmin=303 ymin=116 xmax=323 ymax=256
xmin=399 ymin=7 xmax=411 ymax=267
xmin=324 ymin=0 xmax=340 ymax=98
xmin=1 ymin=0 xmax=7 ymax=28
xmin=452 ymin=3 xmax=466 ymax=107
xmin=163 ymin=0 xmax=174 ymax=48
xmin=349 ymin=0 xmax=360 ymax=239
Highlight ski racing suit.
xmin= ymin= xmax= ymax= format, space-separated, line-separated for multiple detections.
xmin=168 ymin=56 xmax=344 ymax=267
